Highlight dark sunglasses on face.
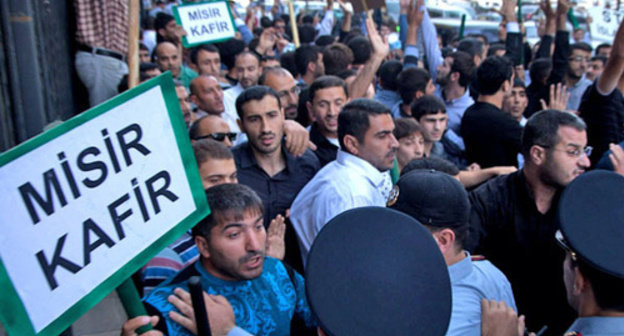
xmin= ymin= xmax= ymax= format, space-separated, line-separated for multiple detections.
xmin=193 ymin=132 xmax=237 ymax=142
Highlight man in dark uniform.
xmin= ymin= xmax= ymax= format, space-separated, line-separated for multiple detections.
xmin=557 ymin=171 xmax=624 ymax=335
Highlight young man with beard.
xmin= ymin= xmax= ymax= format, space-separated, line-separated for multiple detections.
xmin=232 ymin=86 xmax=320 ymax=271
xmin=143 ymin=184 xmax=316 ymax=336
xmin=307 ymin=76 xmax=349 ymax=166
xmin=467 ymin=109 xmax=590 ymax=335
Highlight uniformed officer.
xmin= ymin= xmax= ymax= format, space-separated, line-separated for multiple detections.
xmin=306 ymin=207 xmax=453 ymax=336
xmin=557 ymin=170 xmax=624 ymax=336
xmin=390 ymin=169 xmax=517 ymax=336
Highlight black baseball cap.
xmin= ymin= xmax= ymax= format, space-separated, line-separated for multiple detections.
xmin=390 ymin=170 xmax=470 ymax=229
xmin=306 ymin=207 xmax=452 ymax=336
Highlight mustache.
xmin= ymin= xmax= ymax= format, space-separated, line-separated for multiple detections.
xmin=239 ymin=251 xmax=264 ymax=263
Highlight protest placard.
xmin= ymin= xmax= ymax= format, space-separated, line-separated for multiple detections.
xmin=589 ymin=6 xmax=621 ymax=41
xmin=0 ymin=73 xmax=209 ymax=336
xmin=174 ymin=1 xmax=237 ymax=48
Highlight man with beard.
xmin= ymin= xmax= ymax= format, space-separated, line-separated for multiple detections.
xmin=259 ymin=67 xmax=300 ymax=120
xmin=291 ymin=98 xmax=399 ymax=265
xmin=223 ymin=51 xmax=262 ymax=121
xmin=467 ymin=109 xmax=590 ymax=335
xmin=434 ymin=51 xmax=475 ymax=149
xmin=294 ymin=44 xmax=325 ymax=87
xmin=143 ymin=184 xmax=316 ymax=336
xmin=232 ymin=86 xmax=320 ymax=271
xmin=563 ymin=42 xmax=592 ymax=111
xmin=306 ymin=75 xmax=349 ymax=166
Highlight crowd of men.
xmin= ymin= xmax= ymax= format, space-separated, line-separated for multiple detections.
xmin=71 ymin=0 xmax=624 ymax=334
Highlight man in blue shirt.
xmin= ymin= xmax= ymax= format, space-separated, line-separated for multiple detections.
xmin=143 ymin=184 xmax=316 ymax=336
xmin=391 ymin=169 xmax=516 ymax=336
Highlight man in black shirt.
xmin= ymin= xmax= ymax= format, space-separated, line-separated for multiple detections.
xmin=468 ymin=109 xmax=590 ymax=335
xmin=232 ymin=86 xmax=320 ymax=272
xmin=461 ymin=56 xmax=523 ymax=168
xmin=307 ymin=76 xmax=349 ymax=166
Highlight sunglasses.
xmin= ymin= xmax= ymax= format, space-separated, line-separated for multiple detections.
xmin=194 ymin=132 xmax=237 ymax=142
xmin=555 ymin=230 xmax=577 ymax=262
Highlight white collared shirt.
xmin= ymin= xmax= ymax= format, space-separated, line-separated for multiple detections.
xmin=290 ymin=150 xmax=389 ymax=266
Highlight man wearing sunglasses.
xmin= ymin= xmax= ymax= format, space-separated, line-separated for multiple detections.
xmin=467 ymin=109 xmax=590 ymax=335
xmin=189 ymin=115 xmax=237 ymax=148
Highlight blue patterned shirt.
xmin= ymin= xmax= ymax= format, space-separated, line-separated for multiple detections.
xmin=143 ymin=257 xmax=316 ymax=336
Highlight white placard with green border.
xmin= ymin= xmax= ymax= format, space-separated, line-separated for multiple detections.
xmin=0 ymin=72 xmax=209 ymax=336
xmin=174 ymin=0 xmax=237 ymax=48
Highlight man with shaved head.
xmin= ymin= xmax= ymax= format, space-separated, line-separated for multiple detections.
xmin=259 ymin=67 xmax=300 ymax=120
xmin=154 ymin=41 xmax=197 ymax=87
xmin=190 ymin=75 xmax=240 ymax=134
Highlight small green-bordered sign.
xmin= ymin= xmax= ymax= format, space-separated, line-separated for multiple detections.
xmin=174 ymin=0 xmax=237 ymax=48
xmin=0 ymin=72 xmax=209 ymax=336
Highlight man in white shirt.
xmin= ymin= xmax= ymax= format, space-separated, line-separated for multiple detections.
xmin=290 ymin=98 xmax=398 ymax=265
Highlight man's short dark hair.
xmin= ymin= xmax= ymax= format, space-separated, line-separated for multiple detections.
xmin=512 ymin=78 xmax=526 ymax=89
xmin=298 ymin=23 xmax=316 ymax=44
xmin=217 ymin=39 xmax=246 ymax=70
xmin=378 ymin=60 xmax=403 ymax=91
xmin=279 ymin=51 xmax=298 ymax=77
xmin=397 ymin=67 xmax=431 ymax=105
xmin=467 ymin=33 xmax=489 ymax=46
xmin=338 ymin=98 xmax=391 ymax=150
xmin=139 ymin=43 xmax=149 ymax=51
xmin=154 ymin=12 xmax=175 ymax=31
xmin=393 ymin=118 xmax=422 ymax=140
xmin=449 ymin=51 xmax=475 ymax=88
xmin=411 ymin=95 xmax=446 ymax=121
xmin=596 ymin=43 xmax=612 ymax=56
xmin=401 ymin=157 xmax=460 ymax=176
xmin=323 ymin=43 xmax=354 ymax=76
xmin=295 ymin=45 xmax=320 ymax=76
xmin=140 ymin=62 xmax=159 ymax=73
xmin=347 ymin=36 xmax=372 ymax=65
xmin=315 ymin=35 xmax=335 ymax=47
xmin=190 ymin=44 xmax=220 ymax=65
xmin=487 ymin=43 xmax=505 ymax=57
xmin=571 ymin=42 xmax=593 ymax=54
xmin=521 ymin=109 xmax=587 ymax=157
xmin=192 ymin=184 xmax=263 ymax=239
xmin=309 ymin=75 xmax=348 ymax=102
xmin=591 ymin=55 xmax=608 ymax=66
xmin=336 ymin=69 xmax=357 ymax=80
xmin=457 ymin=38 xmax=484 ymax=59
xmin=530 ymin=58 xmax=552 ymax=85
xmin=476 ymin=56 xmax=512 ymax=95
xmin=192 ymin=138 xmax=234 ymax=165
xmin=235 ymin=51 xmax=261 ymax=67
xmin=235 ymin=85 xmax=282 ymax=119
